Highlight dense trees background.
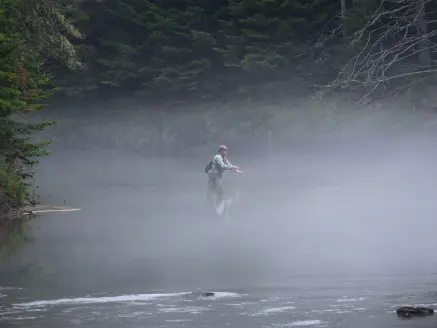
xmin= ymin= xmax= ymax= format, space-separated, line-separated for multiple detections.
xmin=54 ymin=0 xmax=437 ymax=103
xmin=1 ymin=0 xmax=437 ymax=214
xmin=58 ymin=0 xmax=337 ymax=100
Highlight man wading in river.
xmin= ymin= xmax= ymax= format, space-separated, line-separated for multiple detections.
xmin=205 ymin=145 xmax=241 ymax=212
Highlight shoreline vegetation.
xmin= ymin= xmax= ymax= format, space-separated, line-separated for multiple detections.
xmin=0 ymin=161 xmax=38 ymax=220
xmin=0 ymin=0 xmax=82 ymax=222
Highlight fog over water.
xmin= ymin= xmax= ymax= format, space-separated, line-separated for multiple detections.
xmin=1 ymin=107 xmax=437 ymax=327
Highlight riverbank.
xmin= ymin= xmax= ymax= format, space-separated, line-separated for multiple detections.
xmin=0 ymin=181 xmax=27 ymax=221
xmin=0 ymin=170 xmax=80 ymax=222
xmin=0 ymin=155 xmax=79 ymax=221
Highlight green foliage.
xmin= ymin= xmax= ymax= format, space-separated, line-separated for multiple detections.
xmin=59 ymin=0 xmax=222 ymax=98
xmin=58 ymin=0 xmax=343 ymax=98
xmin=0 ymin=0 xmax=81 ymax=217
xmin=220 ymin=0 xmax=329 ymax=71
xmin=0 ymin=6 xmax=54 ymax=168
xmin=0 ymin=160 xmax=26 ymax=205
xmin=8 ymin=0 xmax=83 ymax=69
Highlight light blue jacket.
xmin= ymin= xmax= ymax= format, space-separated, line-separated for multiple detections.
xmin=211 ymin=154 xmax=233 ymax=179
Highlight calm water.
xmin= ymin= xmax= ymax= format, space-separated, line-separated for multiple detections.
xmin=1 ymin=150 xmax=437 ymax=327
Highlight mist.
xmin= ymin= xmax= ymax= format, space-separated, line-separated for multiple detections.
xmin=4 ymin=1 xmax=437 ymax=326
xmin=4 ymin=101 xmax=434 ymax=301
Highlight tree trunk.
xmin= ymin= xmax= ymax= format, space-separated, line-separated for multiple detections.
xmin=416 ymin=0 xmax=431 ymax=67
xmin=340 ymin=0 xmax=348 ymax=37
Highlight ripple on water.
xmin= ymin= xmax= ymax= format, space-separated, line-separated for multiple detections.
xmin=334 ymin=297 xmax=366 ymax=303
xmin=271 ymin=320 xmax=326 ymax=327
xmin=117 ymin=311 xmax=150 ymax=318
xmin=12 ymin=292 xmax=191 ymax=308
xmin=0 ymin=286 xmax=23 ymax=291
xmin=247 ymin=306 xmax=297 ymax=316
xmin=311 ymin=309 xmax=352 ymax=314
xmin=157 ymin=306 xmax=210 ymax=315
xmin=11 ymin=291 xmax=242 ymax=310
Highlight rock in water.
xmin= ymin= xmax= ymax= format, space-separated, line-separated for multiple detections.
xmin=396 ymin=306 xmax=434 ymax=318
xmin=187 ymin=291 xmax=215 ymax=298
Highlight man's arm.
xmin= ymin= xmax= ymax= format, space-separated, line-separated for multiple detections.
xmin=214 ymin=154 xmax=233 ymax=170
xmin=224 ymin=157 xmax=240 ymax=170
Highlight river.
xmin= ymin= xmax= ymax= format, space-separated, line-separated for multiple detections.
xmin=1 ymin=149 xmax=437 ymax=327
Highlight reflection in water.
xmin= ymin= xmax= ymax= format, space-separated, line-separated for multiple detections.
xmin=0 ymin=220 xmax=32 ymax=260
xmin=0 ymin=219 xmax=56 ymax=292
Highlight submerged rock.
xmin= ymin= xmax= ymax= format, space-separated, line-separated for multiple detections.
xmin=396 ymin=306 xmax=434 ymax=318
xmin=188 ymin=291 xmax=215 ymax=298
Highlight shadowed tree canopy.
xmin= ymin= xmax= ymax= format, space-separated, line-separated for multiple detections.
xmin=49 ymin=0 xmax=437 ymax=103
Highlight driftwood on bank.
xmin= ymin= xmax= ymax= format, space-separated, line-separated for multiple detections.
xmin=22 ymin=204 xmax=81 ymax=215
xmin=0 ymin=200 xmax=81 ymax=221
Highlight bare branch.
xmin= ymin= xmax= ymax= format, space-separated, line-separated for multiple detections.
xmin=317 ymin=0 xmax=437 ymax=100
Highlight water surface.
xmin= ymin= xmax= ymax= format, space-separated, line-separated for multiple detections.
xmin=1 ymin=150 xmax=437 ymax=327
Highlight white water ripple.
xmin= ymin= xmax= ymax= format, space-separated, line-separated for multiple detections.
xmin=273 ymin=320 xmax=326 ymax=327
xmin=334 ymin=297 xmax=365 ymax=303
xmin=12 ymin=292 xmax=190 ymax=308
xmin=12 ymin=291 xmax=241 ymax=309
